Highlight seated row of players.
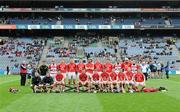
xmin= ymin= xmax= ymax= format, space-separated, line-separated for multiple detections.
xmin=32 ymin=58 xmax=145 ymax=93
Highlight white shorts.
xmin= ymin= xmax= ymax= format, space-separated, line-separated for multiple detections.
xmin=100 ymin=80 xmax=109 ymax=84
xmin=50 ymin=74 xmax=56 ymax=79
xmin=62 ymin=73 xmax=67 ymax=79
xmin=91 ymin=81 xmax=99 ymax=85
xmin=86 ymin=72 xmax=93 ymax=78
xmin=77 ymin=72 xmax=82 ymax=76
xmin=97 ymin=72 xmax=102 ymax=75
xmin=110 ymin=80 xmax=118 ymax=84
xmin=118 ymin=80 xmax=125 ymax=84
xmin=115 ymin=71 xmax=119 ymax=74
xmin=40 ymin=76 xmax=45 ymax=80
xmin=125 ymin=80 xmax=134 ymax=85
xmin=68 ymin=72 xmax=76 ymax=79
xmin=135 ymin=82 xmax=145 ymax=86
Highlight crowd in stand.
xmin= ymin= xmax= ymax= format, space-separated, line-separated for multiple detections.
xmin=0 ymin=14 xmax=174 ymax=25
xmin=0 ymin=38 xmax=45 ymax=70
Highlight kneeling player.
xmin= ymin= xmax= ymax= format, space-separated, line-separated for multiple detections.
xmin=91 ymin=70 xmax=100 ymax=92
xmin=53 ymin=70 xmax=65 ymax=93
xmin=109 ymin=69 xmax=119 ymax=92
xmin=77 ymin=70 xmax=90 ymax=92
xmin=42 ymin=73 xmax=54 ymax=93
xmin=117 ymin=69 xmax=126 ymax=93
xmin=133 ymin=69 xmax=146 ymax=92
xmin=31 ymin=72 xmax=42 ymax=93
xmin=100 ymin=69 xmax=110 ymax=92
xmin=124 ymin=68 xmax=135 ymax=92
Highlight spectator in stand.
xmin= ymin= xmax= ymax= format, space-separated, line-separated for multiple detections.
xmin=20 ymin=61 xmax=27 ymax=86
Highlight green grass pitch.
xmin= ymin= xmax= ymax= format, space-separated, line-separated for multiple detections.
xmin=0 ymin=75 xmax=180 ymax=112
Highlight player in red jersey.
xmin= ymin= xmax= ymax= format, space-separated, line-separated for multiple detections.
xmin=53 ymin=70 xmax=65 ymax=92
xmin=77 ymin=70 xmax=90 ymax=93
xmin=109 ymin=69 xmax=119 ymax=92
xmin=103 ymin=59 xmax=113 ymax=74
xmin=77 ymin=58 xmax=85 ymax=76
xmin=85 ymin=58 xmax=94 ymax=79
xmin=57 ymin=59 xmax=67 ymax=88
xmin=91 ymin=70 xmax=100 ymax=92
xmin=67 ymin=59 xmax=77 ymax=88
xmin=94 ymin=59 xmax=103 ymax=75
xmin=122 ymin=59 xmax=132 ymax=71
xmin=133 ymin=69 xmax=146 ymax=92
xmin=131 ymin=61 xmax=140 ymax=73
xmin=114 ymin=61 xmax=122 ymax=74
xmin=48 ymin=59 xmax=57 ymax=79
xmin=124 ymin=67 xmax=134 ymax=92
xmin=100 ymin=69 xmax=110 ymax=92
xmin=117 ymin=69 xmax=126 ymax=93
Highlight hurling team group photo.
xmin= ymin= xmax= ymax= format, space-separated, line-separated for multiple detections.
xmin=0 ymin=0 xmax=180 ymax=112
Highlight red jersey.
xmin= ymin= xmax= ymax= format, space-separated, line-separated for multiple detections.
xmin=134 ymin=72 xmax=145 ymax=82
xmin=57 ymin=63 xmax=67 ymax=73
xmin=86 ymin=62 xmax=94 ymax=74
xmin=49 ymin=63 xmax=57 ymax=75
xmin=20 ymin=63 xmax=27 ymax=74
xmin=122 ymin=61 xmax=132 ymax=71
xmin=94 ymin=62 xmax=103 ymax=72
xmin=125 ymin=71 xmax=134 ymax=81
xmin=110 ymin=72 xmax=117 ymax=81
xmin=104 ymin=62 xmax=113 ymax=73
xmin=114 ymin=63 xmax=122 ymax=72
xmin=143 ymin=88 xmax=158 ymax=92
xmin=55 ymin=74 xmax=64 ymax=82
xmin=118 ymin=72 xmax=126 ymax=81
xmin=67 ymin=63 xmax=76 ymax=72
xmin=77 ymin=63 xmax=85 ymax=73
xmin=101 ymin=72 xmax=109 ymax=81
xmin=79 ymin=73 xmax=88 ymax=82
xmin=131 ymin=64 xmax=140 ymax=71
xmin=92 ymin=73 xmax=100 ymax=81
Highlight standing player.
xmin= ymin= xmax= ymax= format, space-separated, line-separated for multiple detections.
xmin=100 ymin=69 xmax=110 ymax=92
xmin=38 ymin=60 xmax=49 ymax=79
xmin=57 ymin=59 xmax=67 ymax=89
xmin=114 ymin=61 xmax=122 ymax=74
xmin=109 ymin=69 xmax=119 ymax=92
xmin=85 ymin=58 xmax=94 ymax=79
xmin=94 ymin=59 xmax=103 ymax=75
xmin=131 ymin=62 xmax=140 ymax=73
xmin=103 ymin=59 xmax=113 ymax=75
xmin=48 ymin=59 xmax=57 ymax=79
xmin=77 ymin=70 xmax=90 ymax=92
xmin=133 ymin=69 xmax=146 ymax=92
xmin=53 ymin=70 xmax=65 ymax=92
xmin=121 ymin=59 xmax=132 ymax=71
xmin=67 ymin=59 xmax=77 ymax=88
xmin=77 ymin=58 xmax=85 ymax=76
